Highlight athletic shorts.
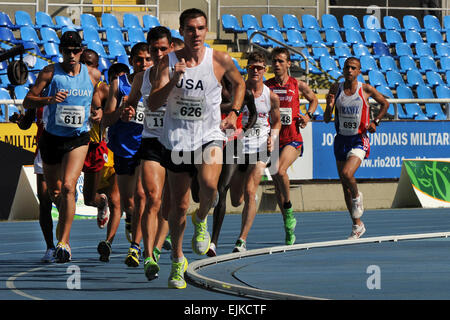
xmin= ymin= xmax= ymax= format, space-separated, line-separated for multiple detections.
xmin=280 ymin=140 xmax=304 ymax=157
xmin=139 ymin=137 xmax=164 ymax=163
xmin=334 ymin=133 xmax=370 ymax=162
xmin=238 ymin=151 xmax=271 ymax=172
xmin=114 ymin=153 xmax=141 ymax=176
xmin=161 ymin=140 xmax=223 ymax=176
xmin=83 ymin=141 xmax=108 ymax=173
xmin=39 ymin=130 xmax=90 ymax=165
xmin=34 ymin=149 xmax=43 ymax=175
xmin=98 ymin=165 xmax=115 ymax=190
xmin=222 ymin=138 xmax=244 ymax=165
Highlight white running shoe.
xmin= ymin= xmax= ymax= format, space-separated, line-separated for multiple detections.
xmin=41 ymin=248 xmax=55 ymax=263
xmin=348 ymin=223 xmax=366 ymax=239
xmin=351 ymin=192 xmax=364 ymax=219
xmin=206 ymin=242 xmax=217 ymax=257
xmin=97 ymin=193 xmax=110 ymax=229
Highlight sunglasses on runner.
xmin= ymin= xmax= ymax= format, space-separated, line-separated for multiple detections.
xmin=62 ymin=47 xmax=83 ymax=55
xmin=246 ymin=64 xmax=265 ymax=71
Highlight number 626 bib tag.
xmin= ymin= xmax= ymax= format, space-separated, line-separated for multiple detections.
xmin=171 ymin=95 xmax=204 ymax=120
xmin=55 ymin=104 xmax=85 ymax=128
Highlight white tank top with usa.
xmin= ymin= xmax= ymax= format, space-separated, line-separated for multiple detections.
xmin=141 ymin=66 xmax=165 ymax=140
xmin=161 ymin=47 xmax=225 ymax=151
xmin=241 ymin=84 xmax=271 ymax=154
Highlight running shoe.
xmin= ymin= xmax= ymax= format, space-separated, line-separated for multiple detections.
xmin=97 ymin=240 xmax=112 ymax=262
xmin=351 ymin=192 xmax=364 ymax=219
xmin=144 ymin=256 xmax=160 ymax=281
xmin=206 ymin=242 xmax=217 ymax=257
xmin=153 ymin=247 xmax=161 ymax=262
xmin=125 ymin=214 xmax=132 ymax=243
xmin=55 ymin=242 xmax=71 ymax=263
xmin=348 ymin=223 xmax=366 ymax=240
xmin=97 ymin=194 xmax=110 ymax=229
xmin=168 ymin=257 xmax=188 ymax=289
xmin=41 ymin=248 xmax=55 ymax=263
xmin=284 ymin=208 xmax=297 ymax=245
xmin=124 ymin=244 xmax=141 ymax=267
xmin=163 ymin=235 xmax=172 ymax=251
xmin=232 ymin=239 xmax=247 ymax=253
xmin=191 ymin=210 xmax=211 ymax=255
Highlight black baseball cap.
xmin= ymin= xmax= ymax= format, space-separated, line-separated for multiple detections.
xmin=60 ymin=31 xmax=82 ymax=48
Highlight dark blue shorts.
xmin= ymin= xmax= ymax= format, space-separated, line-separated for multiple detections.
xmin=113 ymin=153 xmax=141 ymax=176
xmin=333 ymin=134 xmax=370 ymax=162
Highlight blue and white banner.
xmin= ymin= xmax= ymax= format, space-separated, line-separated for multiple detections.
xmin=312 ymin=121 xmax=450 ymax=179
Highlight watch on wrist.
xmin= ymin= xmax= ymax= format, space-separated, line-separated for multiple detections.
xmin=231 ymin=109 xmax=241 ymax=116
xmin=373 ymin=119 xmax=380 ymax=126
xmin=306 ymin=111 xmax=313 ymax=119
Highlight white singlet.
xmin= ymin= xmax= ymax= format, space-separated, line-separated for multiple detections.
xmin=241 ymin=84 xmax=271 ymax=154
xmin=161 ymin=47 xmax=225 ymax=151
xmin=141 ymin=66 xmax=166 ymax=140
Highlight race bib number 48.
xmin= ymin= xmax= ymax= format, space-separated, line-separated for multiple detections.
xmin=55 ymin=105 xmax=85 ymax=128
xmin=280 ymin=107 xmax=292 ymax=125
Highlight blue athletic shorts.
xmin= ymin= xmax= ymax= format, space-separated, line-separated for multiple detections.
xmin=333 ymin=133 xmax=370 ymax=162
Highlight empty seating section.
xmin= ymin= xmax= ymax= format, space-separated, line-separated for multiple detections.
xmin=0 ymin=10 xmax=449 ymax=121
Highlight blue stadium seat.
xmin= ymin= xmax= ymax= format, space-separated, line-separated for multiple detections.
xmin=379 ymin=55 xmax=399 ymax=73
xmin=363 ymin=15 xmax=385 ymax=32
xmin=373 ymin=42 xmax=390 ymax=57
xmin=242 ymin=14 xmax=265 ymax=32
xmin=386 ymin=70 xmax=406 ymax=89
xmin=305 ymin=29 xmax=324 ymax=45
xmin=345 ymin=29 xmax=367 ymax=45
xmin=82 ymin=25 xmax=103 ymax=45
xmin=285 ymin=29 xmax=306 ymax=47
xmin=383 ymin=16 xmax=405 ymax=33
xmin=403 ymin=15 xmax=425 ymax=32
xmin=0 ymin=12 xmax=18 ymax=30
xmin=0 ymin=27 xmax=23 ymax=45
xmin=343 ymin=14 xmax=361 ymax=31
xmin=106 ymin=28 xmax=131 ymax=47
xmin=142 ymin=15 xmax=161 ymax=32
xmin=368 ymin=70 xmax=388 ymax=87
xmin=15 ymin=10 xmax=37 ymax=29
xmin=87 ymin=41 xmax=112 ymax=59
xmin=425 ymin=70 xmax=446 ymax=87
xmin=360 ymin=55 xmax=378 ymax=73
xmin=423 ymin=15 xmax=442 ymax=31
xmin=419 ymin=56 xmax=440 ymax=73
xmin=376 ymin=85 xmax=408 ymax=119
xmin=108 ymin=41 xmax=128 ymax=59
xmin=98 ymin=56 xmax=111 ymax=74
xmin=352 ymin=43 xmax=371 ymax=58
xmin=312 ymin=43 xmax=331 ymax=59
xmin=396 ymin=84 xmax=428 ymax=119
xmin=81 ymin=13 xmax=105 ymax=32
xmin=364 ymin=29 xmax=383 ymax=45
xmin=43 ymin=42 xmax=62 ymax=62
xmin=55 ymin=15 xmax=81 ymax=31
xmin=399 ymin=55 xmax=418 ymax=73
xmin=20 ymin=26 xmax=43 ymax=45
xmin=14 ymin=84 xmax=29 ymax=99
xmin=322 ymin=14 xmax=343 ymax=31
xmin=128 ymin=27 xmax=146 ymax=45
xmin=170 ymin=29 xmax=183 ymax=41
xmin=415 ymin=43 xmax=433 ymax=57
xmin=0 ymin=88 xmax=19 ymax=118
xmin=35 ymin=11 xmax=60 ymax=30
xmin=436 ymin=85 xmax=450 ymax=118
xmin=406 ymin=69 xmax=426 ymax=87
xmin=262 ymin=14 xmax=286 ymax=32
xmin=102 ymin=13 xmax=126 ymax=32
xmin=123 ymin=13 xmax=142 ymax=30
xmin=282 ymin=14 xmax=302 ymax=31
xmin=416 ymin=84 xmax=447 ymax=120
xmin=266 ymin=29 xmax=287 ymax=48
xmin=385 ymin=29 xmax=404 ymax=46
xmin=319 ymin=56 xmax=339 ymax=72
xmin=299 ymin=57 xmax=322 ymax=74
xmin=41 ymin=27 xmax=60 ymax=44
xmin=436 ymin=42 xmax=450 ymax=57
xmin=395 ymin=43 xmax=416 ymax=58
xmin=426 ymin=29 xmax=444 ymax=45
xmin=222 ymin=14 xmax=244 ymax=34
xmin=301 ymin=14 xmax=323 ymax=31
xmin=405 ymin=30 xmax=423 ymax=44
xmin=440 ymin=56 xmax=450 ymax=72
xmin=327 ymin=69 xmax=343 ymax=81
xmin=334 ymin=43 xmax=352 ymax=58
xmin=232 ymin=57 xmax=246 ymax=75
xmin=246 ymin=29 xmax=269 ymax=47
xmin=325 ymin=28 xmax=345 ymax=46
